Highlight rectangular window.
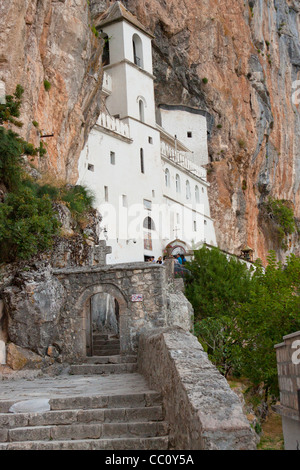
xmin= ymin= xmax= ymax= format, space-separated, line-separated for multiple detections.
xmin=144 ymin=199 xmax=152 ymax=211
xmin=204 ymin=219 xmax=207 ymax=225
xmin=110 ymin=151 xmax=115 ymax=165
xmin=87 ymin=163 xmax=94 ymax=172
xmin=148 ymin=136 xmax=153 ymax=144
xmin=187 ymin=131 xmax=192 ymax=138
xmin=104 ymin=186 xmax=108 ymax=202
xmin=152 ymin=190 xmax=155 ymax=198
xmin=122 ymin=195 xmax=128 ymax=207
xmin=140 ymin=149 xmax=144 ymax=173
xmin=193 ymin=221 xmax=197 ymax=232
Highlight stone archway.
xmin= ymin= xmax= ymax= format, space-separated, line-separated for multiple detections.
xmin=75 ymin=283 xmax=129 ymax=358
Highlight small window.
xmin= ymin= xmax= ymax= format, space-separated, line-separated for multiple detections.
xmin=143 ymin=216 xmax=155 ymax=231
xmin=87 ymin=163 xmax=94 ymax=172
xmin=204 ymin=219 xmax=207 ymax=225
xmin=152 ymin=190 xmax=155 ymax=198
xmin=177 ymin=213 xmax=180 ymax=224
xmin=139 ymin=100 xmax=145 ymax=122
xmin=104 ymin=186 xmax=108 ymax=202
xmin=148 ymin=136 xmax=153 ymax=144
xmin=176 ymin=174 xmax=181 ymax=193
xmin=122 ymin=195 xmax=128 ymax=207
xmin=187 ymin=131 xmax=192 ymax=138
xmin=195 ymin=185 xmax=200 ymax=203
xmin=202 ymin=187 xmax=205 ymax=193
xmin=140 ymin=148 xmax=145 ymax=173
xmin=110 ymin=151 xmax=115 ymax=165
xmin=165 ymin=168 xmax=170 ymax=187
xmin=193 ymin=221 xmax=197 ymax=232
xmin=144 ymin=199 xmax=152 ymax=211
xmin=186 ymin=180 xmax=191 ymax=200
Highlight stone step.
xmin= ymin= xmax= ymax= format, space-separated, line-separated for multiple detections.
xmin=0 ymin=436 xmax=169 ymax=450
xmin=69 ymin=363 xmax=137 ymax=375
xmin=92 ymin=349 xmax=120 ymax=356
xmin=93 ymin=339 xmax=120 ymax=346
xmin=49 ymin=391 xmax=162 ymax=411
xmin=93 ymin=343 xmax=120 ymax=349
xmin=0 ymin=406 xmax=163 ymax=429
xmin=85 ymin=355 xmax=136 ymax=364
xmin=2 ymin=420 xmax=168 ymax=443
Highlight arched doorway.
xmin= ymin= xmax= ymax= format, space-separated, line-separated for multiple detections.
xmin=78 ymin=284 xmax=127 ymax=358
xmin=86 ymin=293 xmax=120 ymax=357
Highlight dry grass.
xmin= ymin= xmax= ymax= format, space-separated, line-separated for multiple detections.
xmin=257 ymin=410 xmax=284 ymax=450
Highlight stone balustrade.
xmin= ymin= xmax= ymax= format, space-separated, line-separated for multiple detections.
xmin=97 ymin=112 xmax=131 ymax=139
xmin=161 ymin=141 xmax=207 ymax=181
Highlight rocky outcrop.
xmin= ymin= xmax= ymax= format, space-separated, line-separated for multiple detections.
xmin=0 ymin=0 xmax=104 ymax=182
xmin=1 ymin=0 xmax=299 ymax=263
xmin=121 ymin=0 xmax=300 ymax=263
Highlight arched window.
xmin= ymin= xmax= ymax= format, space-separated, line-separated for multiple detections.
xmin=176 ymin=174 xmax=181 ymax=193
xmin=100 ymin=33 xmax=110 ymax=66
xmin=165 ymin=168 xmax=170 ymax=187
xmin=132 ymin=34 xmax=143 ymax=68
xmin=143 ymin=216 xmax=155 ymax=231
xmin=139 ymin=99 xmax=145 ymax=122
xmin=140 ymin=148 xmax=145 ymax=173
xmin=186 ymin=180 xmax=191 ymax=200
xmin=195 ymin=185 xmax=200 ymax=203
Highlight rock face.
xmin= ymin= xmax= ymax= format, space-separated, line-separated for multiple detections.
xmin=1 ymin=0 xmax=299 ymax=262
xmin=0 ymin=0 xmax=104 ymax=182
xmin=121 ymin=0 xmax=300 ymax=263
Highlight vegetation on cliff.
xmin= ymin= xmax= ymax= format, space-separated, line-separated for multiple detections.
xmin=0 ymin=86 xmax=94 ymax=262
xmin=185 ymin=247 xmax=300 ymax=399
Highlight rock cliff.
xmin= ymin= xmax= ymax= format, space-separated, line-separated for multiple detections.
xmin=121 ymin=0 xmax=300 ymax=263
xmin=0 ymin=0 xmax=104 ymax=182
xmin=1 ymin=0 xmax=299 ymax=262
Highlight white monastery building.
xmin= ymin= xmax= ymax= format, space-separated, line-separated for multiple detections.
xmin=77 ymin=2 xmax=217 ymax=264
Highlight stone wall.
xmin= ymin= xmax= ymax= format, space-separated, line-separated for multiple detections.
xmin=138 ymin=327 xmax=257 ymax=450
xmin=1 ymin=254 xmax=193 ymax=366
xmin=274 ymin=331 xmax=300 ymax=450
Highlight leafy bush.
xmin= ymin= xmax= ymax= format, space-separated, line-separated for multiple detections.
xmin=60 ymin=185 xmax=95 ymax=220
xmin=265 ymin=198 xmax=295 ymax=242
xmin=185 ymin=247 xmax=300 ymax=397
xmin=44 ymin=80 xmax=51 ymax=92
xmin=0 ymin=187 xmax=60 ymax=261
xmin=0 ymin=85 xmax=94 ymax=262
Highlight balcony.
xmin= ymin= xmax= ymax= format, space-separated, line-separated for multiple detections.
xmin=97 ymin=112 xmax=131 ymax=140
xmin=161 ymin=141 xmax=207 ymax=181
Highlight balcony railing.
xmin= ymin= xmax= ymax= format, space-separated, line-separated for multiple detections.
xmin=97 ymin=112 xmax=131 ymax=139
xmin=161 ymin=141 xmax=207 ymax=181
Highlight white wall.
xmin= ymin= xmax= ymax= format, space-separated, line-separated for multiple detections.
xmin=161 ymin=160 xmax=216 ymax=247
xmin=160 ymin=108 xmax=209 ymax=166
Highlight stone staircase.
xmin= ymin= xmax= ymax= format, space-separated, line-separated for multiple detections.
xmin=69 ymin=334 xmax=137 ymax=375
xmin=0 ymin=335 xmax=169 ymax=450
xmin=92 ymin=333 xmax=120 ymax=356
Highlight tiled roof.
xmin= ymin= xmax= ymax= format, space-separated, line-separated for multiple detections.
xmin=95 ymin=1 xmax=154 ymax=38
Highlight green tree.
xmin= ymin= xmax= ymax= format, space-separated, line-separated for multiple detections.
xmin=185 ymin=247 xmax=300 ymax=397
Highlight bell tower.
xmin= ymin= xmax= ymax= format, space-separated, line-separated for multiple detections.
xmin=96 ymin=2 xmax=156 ymax=127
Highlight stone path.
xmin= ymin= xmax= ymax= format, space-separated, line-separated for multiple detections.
xmin=0 ymin=337 xmax=169 ymax=450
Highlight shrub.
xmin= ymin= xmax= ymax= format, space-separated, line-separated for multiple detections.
xmin=202 ymin=77 xmax=208 ymax=84
xmin=0 ymin=187 xmax=60 ymax=261
xmin=44 ymin=80 xmax=51 ymax=92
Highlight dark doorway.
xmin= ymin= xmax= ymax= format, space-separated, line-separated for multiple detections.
xmin=86 ymin=293 xmax=120 ymax=356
